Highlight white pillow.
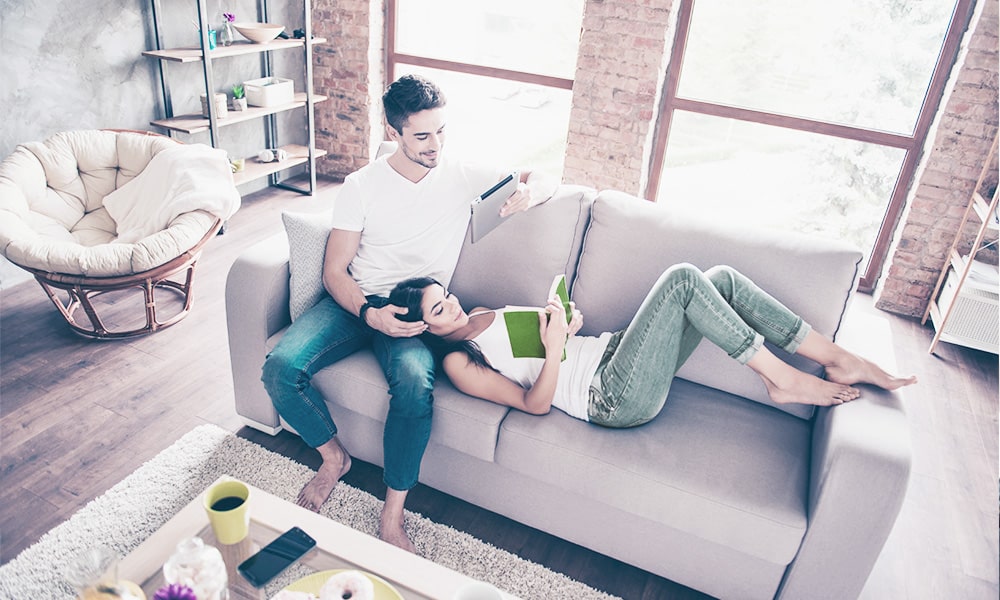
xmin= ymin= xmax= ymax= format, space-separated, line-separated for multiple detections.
xmin=282 ymin=210 xmax=333 ymax=321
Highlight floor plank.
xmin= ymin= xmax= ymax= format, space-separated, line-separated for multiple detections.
xmin=1 ymin=179 xmax=997 ymax=600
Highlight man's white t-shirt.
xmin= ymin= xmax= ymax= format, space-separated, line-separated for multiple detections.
xmin=331 ymin=155 xmax=509 ymax=297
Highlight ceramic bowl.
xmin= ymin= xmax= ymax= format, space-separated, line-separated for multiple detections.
xmin=232 ymin=22 xmax=284 ymax=44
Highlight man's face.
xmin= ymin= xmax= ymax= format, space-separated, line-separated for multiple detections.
xmin=390 ymin=108 xmax=447 ymax=169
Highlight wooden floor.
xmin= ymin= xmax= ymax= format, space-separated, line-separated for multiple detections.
xmin=1 ymin=180 xmax=997 ymax=600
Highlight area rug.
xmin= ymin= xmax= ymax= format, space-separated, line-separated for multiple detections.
xmin=0 ymin=424 xmax=620 ymax=600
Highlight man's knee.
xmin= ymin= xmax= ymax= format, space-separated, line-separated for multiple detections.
xmin=261 ymin=351 xmax=304 ymax=393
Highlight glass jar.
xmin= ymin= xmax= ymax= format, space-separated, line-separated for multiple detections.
xmin=66 ymin=546 xmax=146 ymax=600
xmin=219 ymin=21 xmax=234 ymax=47
xmin=162 ymin=537 xmax=229 ymax=600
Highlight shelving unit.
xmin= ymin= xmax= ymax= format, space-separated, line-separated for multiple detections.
xmin=921 ymin=131 xmax=999 ymax=355
xmin=145 ymin=0 xmax=326 ymax=195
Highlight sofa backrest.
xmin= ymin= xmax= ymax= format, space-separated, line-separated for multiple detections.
xmin=570 ymin=190 xmax=864 ymax=419
xmin=449 ymin=185 xmax=597 ymax=311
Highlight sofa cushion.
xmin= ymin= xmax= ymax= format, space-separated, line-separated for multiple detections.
xmin=571 ymin=191 xmax=863 ymax=419
xmin=308 ymin=349 xmax=511 ymax=463
xmin=449 ymin=185 xmax=596 ymax=311
xmin=495 ymin=378 xmax=811 ymax=565
xmin=282 ymin=210 xmax=333 ymax=321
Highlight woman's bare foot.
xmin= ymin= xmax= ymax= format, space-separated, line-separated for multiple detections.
xmin=379 ymin=488 xmax=416 ymax=552
xmin=749 ymin=347 xmax=860 ymax=406
xmin=296 ymin=436 xmax=352 ymax=512
xmin=760 ymin=369 xmax=861 ymax=406
xmin=824 ymin=351 xmax=918 ymax=391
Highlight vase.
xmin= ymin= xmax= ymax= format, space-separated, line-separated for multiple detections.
xmin=219 ymin=22 xmax=234 ymax=47
xmin=232 ymin=97 xmax=247 ymax=111
xmin=66 ymin=547 xmax=146 ymax=600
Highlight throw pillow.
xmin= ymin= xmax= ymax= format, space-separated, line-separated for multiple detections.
xmin=282 ymin=210 xmax=333 ymax=321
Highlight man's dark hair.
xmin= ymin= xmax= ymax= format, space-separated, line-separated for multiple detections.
xmin=382 ymin=75 xmax=446 ymax=134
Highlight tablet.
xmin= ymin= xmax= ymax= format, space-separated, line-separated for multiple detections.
xmin=470 ymin=171 xmax=519 ymax=243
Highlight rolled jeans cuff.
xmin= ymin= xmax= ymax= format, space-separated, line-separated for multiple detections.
xmin=732 ymin=332 xmax=765 ymax=365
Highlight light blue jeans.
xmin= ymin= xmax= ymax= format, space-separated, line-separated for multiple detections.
xmin=261 ymin=296 xmax=435 ymax=491
xmin=588 ymin=264 xmax=810 ymax=428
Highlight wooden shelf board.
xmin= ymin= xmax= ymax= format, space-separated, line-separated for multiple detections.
xmin=143 ymin=37 xmax=327 ymax=63
xmin=232 ymin=145 xmax=327 ymax=186
xmin=151 ymin=93 xmax=327 ymax=134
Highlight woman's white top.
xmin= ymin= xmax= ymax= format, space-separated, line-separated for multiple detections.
xmin=469 ymin=308 xmax=613 ymax=421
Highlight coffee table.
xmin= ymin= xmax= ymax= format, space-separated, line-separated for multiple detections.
xmin=119 ymin=476 xmax=516 ymax=599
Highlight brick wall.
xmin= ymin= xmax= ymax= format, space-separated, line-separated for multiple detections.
xmin=874 ymin=0 xmax=999 ymax=317
xmin=312 ymin=0 xmax=384 ymax=180
xmin=562 ymin=0 xmax=675 ymax=194
xmin=309 ymin=0 xmax=998 ymax=319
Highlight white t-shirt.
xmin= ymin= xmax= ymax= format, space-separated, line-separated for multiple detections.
xmin=331 ymin=155 xmax=509 ymax=297
xmin=470 ymin=308 xmax=613 ymax=421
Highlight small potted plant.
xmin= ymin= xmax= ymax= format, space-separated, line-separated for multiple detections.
xmin=231 ymin=84 xmax=247 ymax=111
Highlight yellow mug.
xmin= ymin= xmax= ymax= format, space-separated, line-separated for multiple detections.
xmin=203 ymin=479 xmax=251 ymax=544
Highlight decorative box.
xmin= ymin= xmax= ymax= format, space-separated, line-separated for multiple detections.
xmin=243 ymin=77 xmax=294 ymax=107
xmin=200 ymin=93 xmax=228 ymax=118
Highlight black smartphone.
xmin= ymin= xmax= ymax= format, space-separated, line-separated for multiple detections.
xmin=237 ymin=526 xmax=317 ymax=588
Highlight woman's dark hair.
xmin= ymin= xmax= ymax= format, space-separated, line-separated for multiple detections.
xmin=382 ymin=75 xmax=447 ymax=135
xmin=388 ymin=277 xmax=497 ymax=372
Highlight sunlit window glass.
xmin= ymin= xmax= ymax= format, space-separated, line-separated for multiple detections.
xmin=678 ymin=0 xmax=955 ymax=134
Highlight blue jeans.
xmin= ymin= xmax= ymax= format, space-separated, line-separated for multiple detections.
xmin=588 ymin=264 xmax=810 ymax=428
xmin=261 ymin=296 xmax=435 ymax=491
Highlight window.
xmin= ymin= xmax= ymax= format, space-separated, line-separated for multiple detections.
xmin=387 ymin=0 xmax=585 ymax=175
xmin=649 ymin=0 xmax=972 ymax=290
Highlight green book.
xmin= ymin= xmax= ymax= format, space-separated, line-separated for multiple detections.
xmin=502 ymin=274 xmax=572 ymax=359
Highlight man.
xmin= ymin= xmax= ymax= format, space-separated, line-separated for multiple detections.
xmin=261 ymin=74 xmax=556 ymax=551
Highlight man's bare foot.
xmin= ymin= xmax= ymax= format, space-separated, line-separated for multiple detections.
xmin=761 ymin=370 xmax=861 ymax=406
xmin=824 ymin=351 xmax=918 ymax=391
xmin=379 ymin=488 xmax=416 ymax=552
xmin=296 ymin=436 xmax=352 ymax=512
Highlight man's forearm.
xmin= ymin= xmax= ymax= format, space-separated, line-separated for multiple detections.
xmin=325 ymin=272 xmax=368 ymax=318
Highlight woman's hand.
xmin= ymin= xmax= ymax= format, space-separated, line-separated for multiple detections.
xmin=566 ymin=301 xmax=583 ymax=337
xmin=538 ymin=298 xmax=570 ymax=358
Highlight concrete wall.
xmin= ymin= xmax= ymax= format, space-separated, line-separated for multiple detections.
xmin=0 ymin=0 xmax=306 ymax=287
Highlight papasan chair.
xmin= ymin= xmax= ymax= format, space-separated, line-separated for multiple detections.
xmin=0 ymin=129 xmax=241 ymax=339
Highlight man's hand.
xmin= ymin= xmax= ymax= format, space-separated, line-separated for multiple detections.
xmin=365 ymin=304 xmax=427 ymax=338
xmin=499 ymin=182 xmax=533 ymax=217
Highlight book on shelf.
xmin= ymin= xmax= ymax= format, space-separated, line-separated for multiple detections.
xmin=502 ymin=274 xmax=572 ymax=359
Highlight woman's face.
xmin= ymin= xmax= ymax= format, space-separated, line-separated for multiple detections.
xmin=420 ymin=284 xmax=468 ymax=336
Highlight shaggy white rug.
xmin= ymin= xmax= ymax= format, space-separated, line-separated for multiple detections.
xmin=0 ymin=424 xmax=620 ymax=600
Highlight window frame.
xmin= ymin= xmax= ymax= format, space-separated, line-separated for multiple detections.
xmin=645 ymin=0 xmax=976 ymax=292
xmin=385 ymin=1 xmax=576 ymax=94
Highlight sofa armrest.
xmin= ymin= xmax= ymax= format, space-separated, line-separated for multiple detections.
xmin=225 ymin=232 xmax=292 ymax=432
xmin=777 ymin=313 xmax=912 ymax=599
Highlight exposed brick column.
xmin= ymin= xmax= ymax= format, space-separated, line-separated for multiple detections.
xmin=311 ymin=0 xmax=385 ymax=180
xmin=563 ymin=0 xmax=675 ymax=194
xmin=875 ymin=0 xmax=999 ymax=317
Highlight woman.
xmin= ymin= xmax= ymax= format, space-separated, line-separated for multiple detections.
xmin=388 ymin=264 xmax=916 ymax=426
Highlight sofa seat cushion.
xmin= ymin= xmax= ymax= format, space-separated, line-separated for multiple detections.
xmin=310 ymin=350 xmax=512 ymax=463
xmin=494 ymin=378 xmax=810 ymax=565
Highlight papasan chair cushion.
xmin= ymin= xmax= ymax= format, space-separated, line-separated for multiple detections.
xmin=0 ymin=129 xmax=240 ymax=277
xmin=0 ymin=129 xmax=241 ymax=338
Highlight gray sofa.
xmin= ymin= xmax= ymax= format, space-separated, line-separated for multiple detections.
xmin=226 ymin=186 xmax=911 ymax=600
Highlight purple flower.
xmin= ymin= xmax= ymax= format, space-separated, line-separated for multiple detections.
xmin=153 ymin=583 xmax=198 ymax=600
xmin=223 ymin=12 xmax=236 ymax=22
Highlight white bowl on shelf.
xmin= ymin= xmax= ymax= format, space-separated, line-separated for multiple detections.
xmin=232 ymin=22 xmax=284 ymax=44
